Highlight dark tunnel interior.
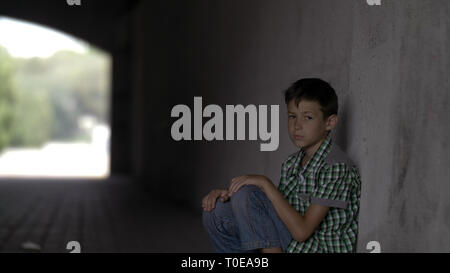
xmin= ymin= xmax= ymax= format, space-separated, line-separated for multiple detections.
xmin=0 ymin=0 xmax=450 ymax=253
xmin=0 ymin=0 xmax=211 ymax=253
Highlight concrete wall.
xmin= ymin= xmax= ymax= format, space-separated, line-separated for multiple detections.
xmin=132 ymin=0 xmax=450 ymax=252
xmin=349 ymin=0 xmax=450 ymax=252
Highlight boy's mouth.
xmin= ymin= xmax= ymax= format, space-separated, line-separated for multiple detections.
xmin=294 ymin=135 xmax=304 ymax=140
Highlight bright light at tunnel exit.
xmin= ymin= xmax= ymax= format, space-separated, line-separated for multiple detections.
xmin=0 ymin=16 xmax=111 ymax=179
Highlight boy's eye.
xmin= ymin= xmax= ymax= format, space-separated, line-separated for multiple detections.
xmin=305 ymin=116 xmax=312 ymax=120
xmin=288 ymin=115 xmax=296 ymax=119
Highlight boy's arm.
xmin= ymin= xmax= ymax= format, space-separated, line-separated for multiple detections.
xmin=262 ymin=180 xmax=330 ymax=243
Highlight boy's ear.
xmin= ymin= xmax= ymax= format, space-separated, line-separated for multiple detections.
xmin=325 ymin=114 xmax=338 ymax=131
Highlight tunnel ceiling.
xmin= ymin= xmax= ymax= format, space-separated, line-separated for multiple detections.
xmin=0 ymin=0 xmax=139 ymax=53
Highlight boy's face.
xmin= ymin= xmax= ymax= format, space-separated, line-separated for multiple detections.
xmin=287 ymin=99 xmax=337 ymax=151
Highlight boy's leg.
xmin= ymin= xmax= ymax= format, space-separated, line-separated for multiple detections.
xmin=203 ymin=185 xmax=292 ymax=253
xmin=202 ymin=198 xmax=258 ymax=253
xmin=230 ymin=185 xmax=293 ymax=252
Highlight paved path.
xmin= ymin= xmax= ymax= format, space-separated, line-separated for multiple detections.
xmin=0 ymin=176 xmax=213 ymax=253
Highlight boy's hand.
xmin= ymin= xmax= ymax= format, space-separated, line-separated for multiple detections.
xmin=202 ymin=189 xmax=230 ymax=211
xmin=227 ymin=175 xmax=272 ymax=197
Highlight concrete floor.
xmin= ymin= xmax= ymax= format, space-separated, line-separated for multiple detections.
xmin=0 ymin=176 xmax=213 ymax=253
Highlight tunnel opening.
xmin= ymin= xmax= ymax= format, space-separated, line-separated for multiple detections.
xmin=0 ymin=16 xmax=112 ymax=179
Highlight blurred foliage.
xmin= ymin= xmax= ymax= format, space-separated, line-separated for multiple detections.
xmin=0 ymin=44 xmax=111 ymax=153
xmin=0 ymin=46 xmax=16 ymax=152
xmin=9 ymin=87 xmax=53 ymax=147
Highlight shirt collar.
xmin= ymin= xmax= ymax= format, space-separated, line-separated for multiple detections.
xmin=279 ymin=134 xmax=333 ymax=199
xmin=296 ymin=134 xmax=333 ymax=175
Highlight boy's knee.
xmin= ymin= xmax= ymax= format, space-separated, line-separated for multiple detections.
xmin=202 ymin=210 xmax=214 ymax=230
xmin=232 ymin=185 xmax=260 ymax=199
xmin=231 ymin=185 xmax=264 ymax=211
xmin=202 ymin=200 xmax=231 ymax=229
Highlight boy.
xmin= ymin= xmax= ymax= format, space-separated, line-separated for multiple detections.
xmin=202 ymin=78 xmax=361 ymax=253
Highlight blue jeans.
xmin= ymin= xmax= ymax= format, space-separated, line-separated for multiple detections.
xmin=202 ymin=185 xmax=293 ymax=253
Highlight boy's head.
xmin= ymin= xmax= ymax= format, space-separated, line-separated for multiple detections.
xmin=284 ymin=78 xmax=338 ymax=150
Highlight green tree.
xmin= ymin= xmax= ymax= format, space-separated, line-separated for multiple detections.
xmin=9 ymin=87 xmax=53 ymax=147
xmin=0 ymin=46 xmax=16 ymax=152
xmin=1 ymin=44 xmax=111 ymax=146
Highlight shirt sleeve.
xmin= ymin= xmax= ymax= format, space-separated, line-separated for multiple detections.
xmin=277 ymin=152 xmax=299 ymax=197
xmin=310 ymin=163 xmax=351 ymax=209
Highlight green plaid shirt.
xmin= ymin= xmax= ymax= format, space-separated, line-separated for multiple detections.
xmin=277 ymin=134 xmax=361 ymax=253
